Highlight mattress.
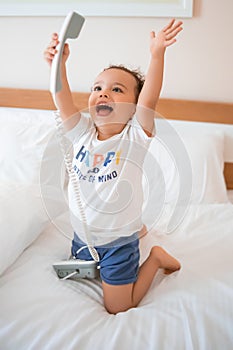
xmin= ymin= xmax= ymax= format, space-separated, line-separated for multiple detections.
xmin=1 ymin=203 xmax=233 ymax=350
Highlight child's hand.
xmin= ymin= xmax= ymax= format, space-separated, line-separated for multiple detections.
xmin=43 ymin=33 xmax=70 ymax=67
xmin=150 ymin=19 xmax=183 ymax=57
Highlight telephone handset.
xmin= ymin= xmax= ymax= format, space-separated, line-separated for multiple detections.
xmin=50 ymin=11 xmax=85 ymax=94
xmin=50 ymin=11 xmax=100 ymax=280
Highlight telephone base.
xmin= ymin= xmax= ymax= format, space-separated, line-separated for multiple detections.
xmin=53 ymin=257 xmax=100 ymax=280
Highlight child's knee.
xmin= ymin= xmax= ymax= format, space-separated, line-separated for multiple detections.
xmin=102 ymin=281 xmax=135 ymax=314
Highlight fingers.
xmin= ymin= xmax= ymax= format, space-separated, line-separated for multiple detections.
xmin=50 ymin=32 xmax=59 ymax=48
xmin=165 ymin=25 xmax=183 ymax=41
xmin=162 ymin=19 xmax=183 ymax=46
xmin=162 ymin=18 xmax=176 ymax=32
xmin=151 ymin=19 xmax=183 ymax=44
xmin=163 ymin=19 xmax=183 ymax=36
xmin=164 ymin=38 xmax=177 ymax=47
xmin=43 ymin=49 xmax=57 ymax=64
xmin=43 ymin=47 xmax=57 ymax=65
xmin=43 ymin=32 xmax=59 ymax=66
xmin=150 ymin=31 xmax=156 ymax=39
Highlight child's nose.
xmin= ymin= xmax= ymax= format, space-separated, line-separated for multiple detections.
xmin=99 ymin=91 xmax=109 ymax=98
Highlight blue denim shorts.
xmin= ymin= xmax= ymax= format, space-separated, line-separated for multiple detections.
xmin=71 ymin=233 xmax=140 ymax=286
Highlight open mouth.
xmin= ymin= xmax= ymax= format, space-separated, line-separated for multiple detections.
xmin=95 ymin=104 xmax=114 ymax=116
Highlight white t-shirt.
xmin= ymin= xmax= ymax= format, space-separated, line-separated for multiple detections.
xmin=66 ymin=113 xmax=154 ymax=245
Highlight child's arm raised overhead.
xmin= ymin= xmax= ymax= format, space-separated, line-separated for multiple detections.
xmin=44 ymin=33 xmax=80 ymax=123
xmin=137 ymin=19 xmax=183 ymax=136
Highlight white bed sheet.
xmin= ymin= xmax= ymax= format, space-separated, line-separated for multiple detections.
xmin=0 ymin=204 xmax=233 ymax=350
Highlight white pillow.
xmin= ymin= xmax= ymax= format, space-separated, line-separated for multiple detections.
xmin=142 ymin=121 xmax=228 ymax=231
xmin=0 ymin=107 xmax=67 ymax=220
xmin=0 ymin=183 xmax=50 ymax=275
xmin=168 ymin=119 xmax=233 ymax=163
xmin=0 ymin=107 xmax=63 ymax=183
xmin=179 ymin=131 xmax=227 ymax=203
xmin=146 ymin=119 xmax=228 ymax=204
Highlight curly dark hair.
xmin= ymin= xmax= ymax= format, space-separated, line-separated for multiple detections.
xmin=103 ymin=64 xmax=145 ymax=102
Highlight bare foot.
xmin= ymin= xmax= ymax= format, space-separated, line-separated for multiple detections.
xmin=150 ymin=246 xmax=181 ymax=275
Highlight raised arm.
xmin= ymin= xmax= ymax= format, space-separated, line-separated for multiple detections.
xmin=137 ymin=19 xmax=183 ymax=136
xmin=44 ymin=33 xmax=80 ymax=122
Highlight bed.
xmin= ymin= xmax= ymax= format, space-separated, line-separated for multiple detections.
xmin=0 ymin=88 xmax=233 ymax=350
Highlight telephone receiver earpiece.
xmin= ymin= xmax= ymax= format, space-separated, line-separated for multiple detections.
xmin=50 ymin=11 xmax=85 ymax=96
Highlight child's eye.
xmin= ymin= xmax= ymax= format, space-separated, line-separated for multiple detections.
xmin=112 ymin=87 xmax=123 ymax=93
xmin=93 ymin=85 xmax=102 ymax=91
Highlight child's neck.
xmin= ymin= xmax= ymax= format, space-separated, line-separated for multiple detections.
xmin=96 ymin=123 xmax=126 ymax=140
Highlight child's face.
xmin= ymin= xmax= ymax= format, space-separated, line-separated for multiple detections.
xmin=88 ymin=68 xmax=137 ymax=130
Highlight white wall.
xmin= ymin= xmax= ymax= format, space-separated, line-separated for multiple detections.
xmin=0 ymin=0 xmax=232 ymax=102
